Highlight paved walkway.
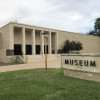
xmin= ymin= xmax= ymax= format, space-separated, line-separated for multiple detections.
xmin=0 ymin=57 xmax=61 ymax=73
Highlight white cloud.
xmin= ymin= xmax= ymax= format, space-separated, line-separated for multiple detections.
xmin=0 ymin=0 xmax=100 ymax=33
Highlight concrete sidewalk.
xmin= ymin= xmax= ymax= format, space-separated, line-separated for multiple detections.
xmin=0 ymin=57 xmax=61 ymax=73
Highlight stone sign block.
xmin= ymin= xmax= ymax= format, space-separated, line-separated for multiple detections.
xmin=61 ymin=54 xmax=100 ymax=82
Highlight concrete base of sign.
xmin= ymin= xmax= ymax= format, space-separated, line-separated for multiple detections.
xmin=64 ymin=69 xmax=100 ymax=82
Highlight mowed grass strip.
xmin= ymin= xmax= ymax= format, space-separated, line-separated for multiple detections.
xmin=0 ymin=68 xmax=100 ymax=100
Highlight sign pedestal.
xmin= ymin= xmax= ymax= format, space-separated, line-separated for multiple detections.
xmin=61 ymin=54 xmax=100 ymax=82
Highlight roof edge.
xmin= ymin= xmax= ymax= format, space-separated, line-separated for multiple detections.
xmin=0 ymin=22 xmax=100 ymax=38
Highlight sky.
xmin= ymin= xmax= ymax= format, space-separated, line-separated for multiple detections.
xmin=0 ymin=0 xmax=100 ymax=33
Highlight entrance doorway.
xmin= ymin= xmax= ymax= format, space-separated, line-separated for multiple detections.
xmin=36 ymin=45 xmax=41 ymax=54
xmin=14 ymin=44 xmax=22 ymax=55
xmin=26 ymin=45 xmax=32 ymax=55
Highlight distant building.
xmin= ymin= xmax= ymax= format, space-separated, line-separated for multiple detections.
xmin=0 ymin=22 xmax=100 ymax=63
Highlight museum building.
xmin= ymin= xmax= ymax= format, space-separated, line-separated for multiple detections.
xmin=0 ymin=22 xmax=100 ymax=63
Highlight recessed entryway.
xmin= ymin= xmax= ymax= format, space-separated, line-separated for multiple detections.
xmin=36 ymin=45 xmax=41 ymax=54
xmin=26 ymin=45 xmax=32 ymax=55
xmin=14 ymin=44 xmax=22 ymax=55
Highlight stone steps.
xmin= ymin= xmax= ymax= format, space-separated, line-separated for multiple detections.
xmin=26 ymin=54 xmax=60 ymax=63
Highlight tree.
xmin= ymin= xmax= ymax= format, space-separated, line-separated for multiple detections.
xmin=87 ymin=18 xmax=100 ymax=36
xmin=62 ymin=40 xmax=83 ymax=53
xmin=95 ymin=18 xmax=100 ymax=36
xmin=70 ymin=41 xmax=76 ymax=53
xmin=62 ymin=40 xmax=71 ymax=53
xmin=75 ymin=42 xmax=83 ymax=52
xmin=87 ymin=30 xmax=96 ymax=36
xmin=95 ymin=18 xmax=100 ymax=32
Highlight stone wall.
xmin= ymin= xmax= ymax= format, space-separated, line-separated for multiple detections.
xmin=0 ymin=24 xmax=10 ymax=49
xmin=14 ymin=29 xmax=22 ymax=44
xmin=58 ymin=31 xmax=100 ymax=53
xmin=25 ymin=31 xmax=32 ymax=45
xmin=0 ymin=49 xmax=16 ymax=63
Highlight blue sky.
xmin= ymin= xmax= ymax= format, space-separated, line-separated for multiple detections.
xmin=0 ymin=0 xmax=100 ymax=33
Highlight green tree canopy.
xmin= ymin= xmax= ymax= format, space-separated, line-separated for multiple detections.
xmin=62 ymin=40 xmax=71 ymax=53
xmin=87 ymin=18 xmax=100 ymax=36
xmin=75 ymin=42 xmax=83 ymax=51
xmin=62 ymin=40 xmax=83 ymax=53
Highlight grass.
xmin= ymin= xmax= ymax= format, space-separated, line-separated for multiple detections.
xmin=0 ymin=62 xmax=23 ymax=66
xmin=0 ymin=68 xmax=100 ymax=100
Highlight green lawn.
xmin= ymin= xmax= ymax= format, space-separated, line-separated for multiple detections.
xmin=0 ymin=68 xmax=100 ymax=100
xmin=0 ymin=62 xmax=23 ymax=66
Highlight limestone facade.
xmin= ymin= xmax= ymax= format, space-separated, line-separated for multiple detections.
xmin=0 ymin=22 xmax=100 ymax=63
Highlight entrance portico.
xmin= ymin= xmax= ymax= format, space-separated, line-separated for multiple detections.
xmin=13 ymin=26 xmax=58 ymax=56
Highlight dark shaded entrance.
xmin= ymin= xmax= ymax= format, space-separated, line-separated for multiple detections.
xmin=44 ymin=45 xmax=48 ymax=54
xmin=36 ymin=45 xmax=41 ymax=54
xmin=14 ymin=44 xmax=22 ymax=55
xmin=26 ymin=45 xmax=32 ymax=55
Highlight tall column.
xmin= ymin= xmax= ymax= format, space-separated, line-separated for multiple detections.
xmin=55 ymin=32 xmax=58 ymax=54
xmin=48 ymin=31 xmax=51 ymax=54
xmin=40 ymin=30 xmax=44 ymax=56
xmin=9 ymin=23 xmax=14 ymax=50
xmin=22 ymin=27 xmax=26 ymax=57
xmin=32 ymin=29 xmax=35 ymax=55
